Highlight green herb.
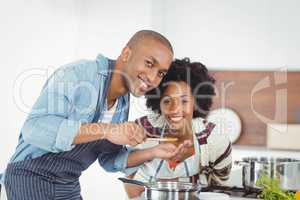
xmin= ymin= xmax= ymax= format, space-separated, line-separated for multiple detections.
xmin=256 ymin=175 xmax=296 ymax=200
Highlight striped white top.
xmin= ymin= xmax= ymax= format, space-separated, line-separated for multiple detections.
xmin=132 ymin=113 xmax=232 ymax=185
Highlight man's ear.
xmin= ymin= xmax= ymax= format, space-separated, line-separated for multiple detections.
xmin=120 ymin=47 xmax=132 ymax=63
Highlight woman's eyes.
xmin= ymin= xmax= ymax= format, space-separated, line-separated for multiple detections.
xmin=162 ymin=99 xmax=171 ymax=104
xmin=162 ymin=98 xmax=171 ymax=105
xmin=182 ymin=99 xmax=189 ymax=104
xmin=162 ymin=99 xmax=188 ymax=105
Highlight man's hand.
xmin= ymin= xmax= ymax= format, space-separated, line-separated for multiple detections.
xmin=104 ymin=122 xmax=147 ymax=146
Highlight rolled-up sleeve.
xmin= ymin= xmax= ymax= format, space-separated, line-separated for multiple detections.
xmin=21 ymin=67 xmax=82 ymax=153
xmin=98 ymin=147 xmax=142 ymax=176
xmin=55 ymin=119 xmax=81 ymax=151
xmin=22 ymin=115 xmax=80 ymax=152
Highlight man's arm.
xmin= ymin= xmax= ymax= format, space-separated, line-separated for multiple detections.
xmin=22 ymin=62 xmax=146 ymax=153
xmin=22 ymin=80 xmax=81 ymax=152
xmin=73 ymin=122 xmax=146 ymax=147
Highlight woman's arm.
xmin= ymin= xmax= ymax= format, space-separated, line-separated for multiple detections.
xmin=127 ymin=143 xmax=183 ymax=167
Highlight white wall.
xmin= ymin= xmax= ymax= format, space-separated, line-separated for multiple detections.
xmin=161 ymin=0 xmax=300 ymax=70
xmin=0 ymin=0 xmax=78 ymax=170
xmin=1 ymin=0 xmax=299 ymax=199
xmin=75 ymin=0 xmax=153 ymax=59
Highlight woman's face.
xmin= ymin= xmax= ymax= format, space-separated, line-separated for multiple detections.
xmin=160 ymin=81 xmax=194 ymax=132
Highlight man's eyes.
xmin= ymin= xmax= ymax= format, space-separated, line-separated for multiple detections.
xmin=145 ymin=60 xmax=154 ymax=68
xmin=158 ymin=71 xmax=166 ymax=78
xmin=145 ymin=60 xmax=166 ymax=78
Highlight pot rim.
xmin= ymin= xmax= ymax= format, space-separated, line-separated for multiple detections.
xmin=145 ymin=181 xmax=201 ymax=192
xmin=240 ymin=156 xmax=300 ymax=164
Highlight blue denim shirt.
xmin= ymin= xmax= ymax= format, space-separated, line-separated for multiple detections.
xmin=1 ymin=54 xmax=137 ymax=183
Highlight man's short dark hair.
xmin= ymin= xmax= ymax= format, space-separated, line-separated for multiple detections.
xmin=127 ymin=30 xmax=173 ymax=54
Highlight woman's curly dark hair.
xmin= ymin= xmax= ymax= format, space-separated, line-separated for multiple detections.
xmin=145 ymin=58 xmax=216 ymax=118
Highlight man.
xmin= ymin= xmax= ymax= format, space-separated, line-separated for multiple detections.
xmin=2 ymin=30 xmax=186 ymax=199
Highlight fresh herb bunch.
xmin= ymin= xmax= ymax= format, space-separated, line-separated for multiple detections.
xmin=256 ymin=175 xmax=296 ymax=200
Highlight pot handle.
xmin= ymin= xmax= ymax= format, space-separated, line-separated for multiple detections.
xmin=276 ymin=163 xmax=284 ymax=175
xmin=118 ymin=177 xmax=147 ymax=187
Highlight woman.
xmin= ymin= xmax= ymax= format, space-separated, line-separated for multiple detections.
xmin=124 ymin=58 xmax=232 ymax=199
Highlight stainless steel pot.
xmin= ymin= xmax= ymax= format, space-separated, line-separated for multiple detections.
xmin=277 ymin=159 xmax=300 ymax=191
xmin=119 ymin=178 xmax=201 ymax=200
xmin=235 ymin=157 xmax=300 ymax=191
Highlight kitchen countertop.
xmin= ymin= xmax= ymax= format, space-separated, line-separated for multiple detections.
xmin=223 ymin=145 xmax=300 ymax=188
xmin=232 ymin=144 xmax=300 ymax=153
xmin=222 ymin=145 xmax=300 ymax=199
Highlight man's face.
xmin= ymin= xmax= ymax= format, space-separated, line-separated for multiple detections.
xmin=121 ymin=39 xmax=173 ymax=97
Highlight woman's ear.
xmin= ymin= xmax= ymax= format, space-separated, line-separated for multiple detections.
xmin=120 ymin=47 xmax=132 ymax=63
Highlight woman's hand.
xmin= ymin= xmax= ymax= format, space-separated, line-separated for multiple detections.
xmin=168 ymin=140 xmax=194 ymax=162
xmin=150 ymin=143 xmax=179 ymax=160
xmin=150 ymin=141 xmax=193 ymax=160
xmin=126 ymin=140 xmax=193 ymax=168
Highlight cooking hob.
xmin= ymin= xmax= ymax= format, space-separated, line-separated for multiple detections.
xmin=200 ymin=185 xmax=261 ymax=199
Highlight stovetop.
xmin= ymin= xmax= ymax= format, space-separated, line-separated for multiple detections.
xmin=201 ymin=185 xmax=261 ymax=199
